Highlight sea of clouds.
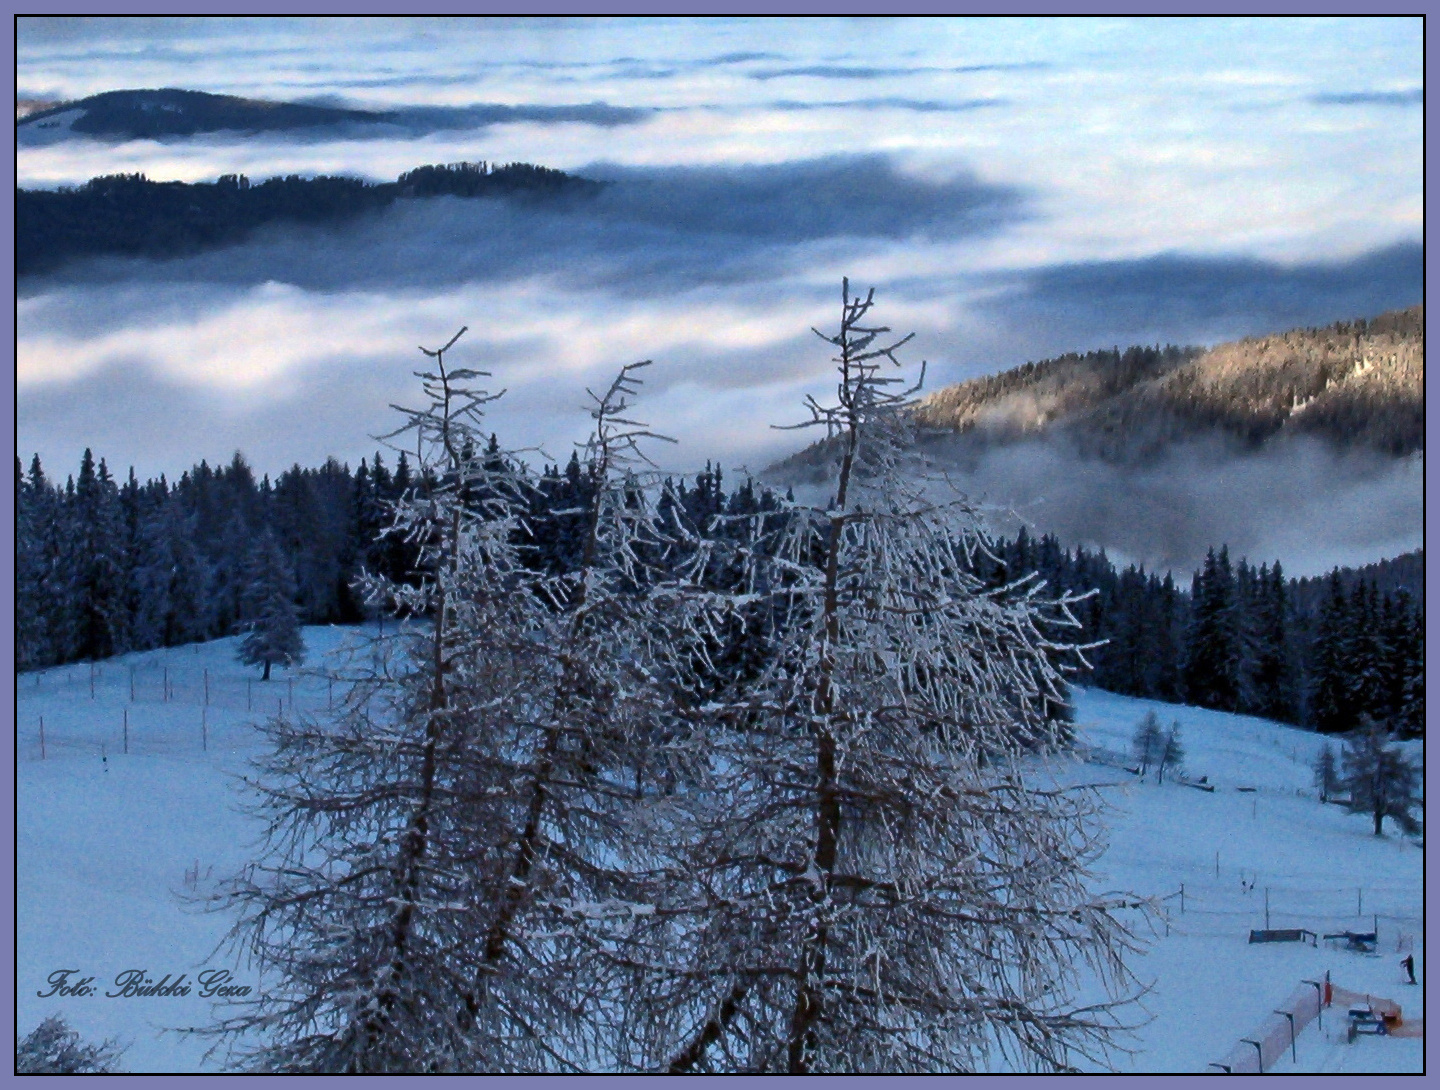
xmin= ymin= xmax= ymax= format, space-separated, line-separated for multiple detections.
xmin=15 ymin=16 xmax=1424 ymax=576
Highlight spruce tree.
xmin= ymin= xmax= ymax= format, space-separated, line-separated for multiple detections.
xmin=1308 ymin=570 xmax=1351 ymax=732
xmin=72 ymin=449 xmax=127 ymax=660
xmin=1248 ymin=562 xmax=1297 ymax=724
xmin=238 ymin=530 xmax=304 ymax=680
xmin=1184 ymin=547 xmax=1238 ymax=712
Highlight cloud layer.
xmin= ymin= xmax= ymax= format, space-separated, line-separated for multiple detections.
xmin=15 ymin=17 xmax=1423 ymax=577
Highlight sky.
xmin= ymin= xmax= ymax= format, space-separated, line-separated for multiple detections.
xmin=14 ymin=16 xmax=1425 ymax=573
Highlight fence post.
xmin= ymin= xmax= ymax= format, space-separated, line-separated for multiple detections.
xmin=90 ymin=664 xmax=95 ymax=700
xmin=123 ymin=708 xmax=129 ymax=755
xmin=204 ymin=669 xmax=209 ymax=707
xmin=1215 ymin=851 xmax=1220 ymax=878
xmin=202 ymin=708 xmax=207 ymax=752
xmin=278 ymin=697 xmax=283 ymax=719
xmin=130 ymin=667 xmax=135 ymax=703
xmin=1357 ymin=888 xmax=1363 ymax=917
xmin=1180 ymin=883 xmax=1185 ymax=914
xmin=1274 ymin=1010 xmax=1296 ymax=1063
xmin=1242 ymin=1039 xmax=1263 ymax=1073
xmin=1265 ymin=887 xmax=1270 ymax=929
xmin=39 ymin=716 xmax=45 ymax=760
xmin=1304 ymin=979 xmax=1324 ymax=1030
xmin=247 ymin=679 xmax=252 ymax=712
xmin=164 ymin=666 xmax=169 ymax=703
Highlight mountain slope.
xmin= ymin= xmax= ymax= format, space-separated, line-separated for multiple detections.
xmin=769 ymin=307 xmax=1423 ymax=484
xmin=918 ymin=306 xmax=1424 ymax=462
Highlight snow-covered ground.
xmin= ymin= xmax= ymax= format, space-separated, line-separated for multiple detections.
xmin=14 ymin=628 xmax=1424 ymax=1072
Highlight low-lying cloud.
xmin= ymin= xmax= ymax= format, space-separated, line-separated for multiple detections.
xmin=934 ymin=433 xmax=1423 ymax=579
xmin=20 ymin=154 xmax=1028 ymax=297
xmin=1311 ymin=88 xmax=1422 ymax=107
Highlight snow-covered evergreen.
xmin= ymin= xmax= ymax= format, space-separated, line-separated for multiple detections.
xmin=237 ymin=531 xmax=304 ymax=681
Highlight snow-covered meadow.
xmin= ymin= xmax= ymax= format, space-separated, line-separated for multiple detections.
xmin=15 ymin=627 xmax=1423 ymax=1072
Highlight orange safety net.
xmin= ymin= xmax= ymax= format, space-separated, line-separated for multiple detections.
xmin=1329 ymin=983 xmax=1402 ymax=1022
xmin=1209 ymin=979 xmax=1421 ymax=1071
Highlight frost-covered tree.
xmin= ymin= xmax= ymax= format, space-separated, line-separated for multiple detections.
xmin=1131 ymin=711 xmax=1165 ymax=777
xmin=211 ymin=329 xmax=545 ymax=1071
xmin=619 ymin=282 xmax=1143 ymax=1074
xmin=238 ymin=530 xmax=305 ymax=680
xmin=1340 ymin=717 xmax=1422 ymax=837
xmin=1156 ymin=722 xmax=1184 ymax=783
xmin=210 ymin=333 xmax=694 ymax=1072
xmin=16 ymin=1014 xmax=124 ymax=1073
xmin=1312 ymin=742 xmax=1339 ymax=804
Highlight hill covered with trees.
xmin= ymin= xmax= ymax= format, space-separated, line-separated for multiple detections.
xmin=917 ymin=307 xmax=1424 ymax=460
xmin=17 ymin=443 xmax=1422 ymax=739
xmin=16 ymin=161 xmax=601 ymax=276
xmin=772 ymin=307 xmax=1423 ymax=484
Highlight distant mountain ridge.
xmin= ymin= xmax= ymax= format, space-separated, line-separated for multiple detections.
xmin=769 ymin=306 xmax=1423 ymax=481
xmin=918 ymin=306 xmax=1424 ymax=461
xmin=16 ymin=88 xmax=647 ymax=144
xmin=17 ymin=161 xmax=601 ymax=277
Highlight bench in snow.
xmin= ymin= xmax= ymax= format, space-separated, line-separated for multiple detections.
xmin=1248 ymin=928 xmax=1317 ymax=945
xmin=1323 ymin=931 xmax=1377 ymax=953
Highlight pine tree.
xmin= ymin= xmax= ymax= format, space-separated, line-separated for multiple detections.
xmin=1184 ymin=547 xmax=1238 ymax=712
xmin=238 ymin=530 xmax=304 ymax=680
xmin=1248 ymin=562 xmax=1297 ymax=724
xmin=1308 ymin=570 xmax=1351 ymax=732
xmin=15 ymin=455 xmax=53 ymax=668
xmin=137 ymin=500 xmax=213 ymax=648
xmin=71 ymin=449 xmax=127 ymax=660
xmin=1340 ymin=717 xmax=1422 ymax=836
xmin=626 ymin=282 xmax=1142 ymax=1074
xmin=1395 ymin=601 xmax=1424 ymax=739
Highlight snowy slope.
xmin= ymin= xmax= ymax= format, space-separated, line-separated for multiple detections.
xmin=1069 ymin=688 xmax=1423 ymax=1074
xmin=14 ymin=631 xmax=1424 ymax=1072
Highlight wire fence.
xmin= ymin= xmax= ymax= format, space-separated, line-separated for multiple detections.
xmin=16 ymin=660 xmax=348 ymax=762
xmin=1152 ymin=878 xmax=1421 ymax=952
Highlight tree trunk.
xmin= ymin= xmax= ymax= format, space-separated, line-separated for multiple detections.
xmin=262 ymin=658 xmax=271 ymax=681
xmin=1374 ymin=808 xmax=1384 ymax=836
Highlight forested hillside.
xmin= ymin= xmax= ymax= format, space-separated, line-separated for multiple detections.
xmin=16 ymin=161 xmax=600 ymax=276
xmin=16 ymin=445 xmax=1422 ymax=739
xmin=910 ymin=307 xmax=1424 ymax=461
xmin=972 ymin=529 xmax=1423 ymax=737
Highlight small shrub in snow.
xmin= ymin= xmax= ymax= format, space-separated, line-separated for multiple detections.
xmin=1131 ymin=712 xmax=1164 ymax=777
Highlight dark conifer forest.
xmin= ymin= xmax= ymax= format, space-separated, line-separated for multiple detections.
xmin=15 ymin=445 xmax=1422 ymax=738
xmin=16 ymin=161 xmax=600 ymax=276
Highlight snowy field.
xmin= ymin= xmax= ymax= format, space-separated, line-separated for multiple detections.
xmin=15 ymin=627 xmax=1424 ymax=1073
